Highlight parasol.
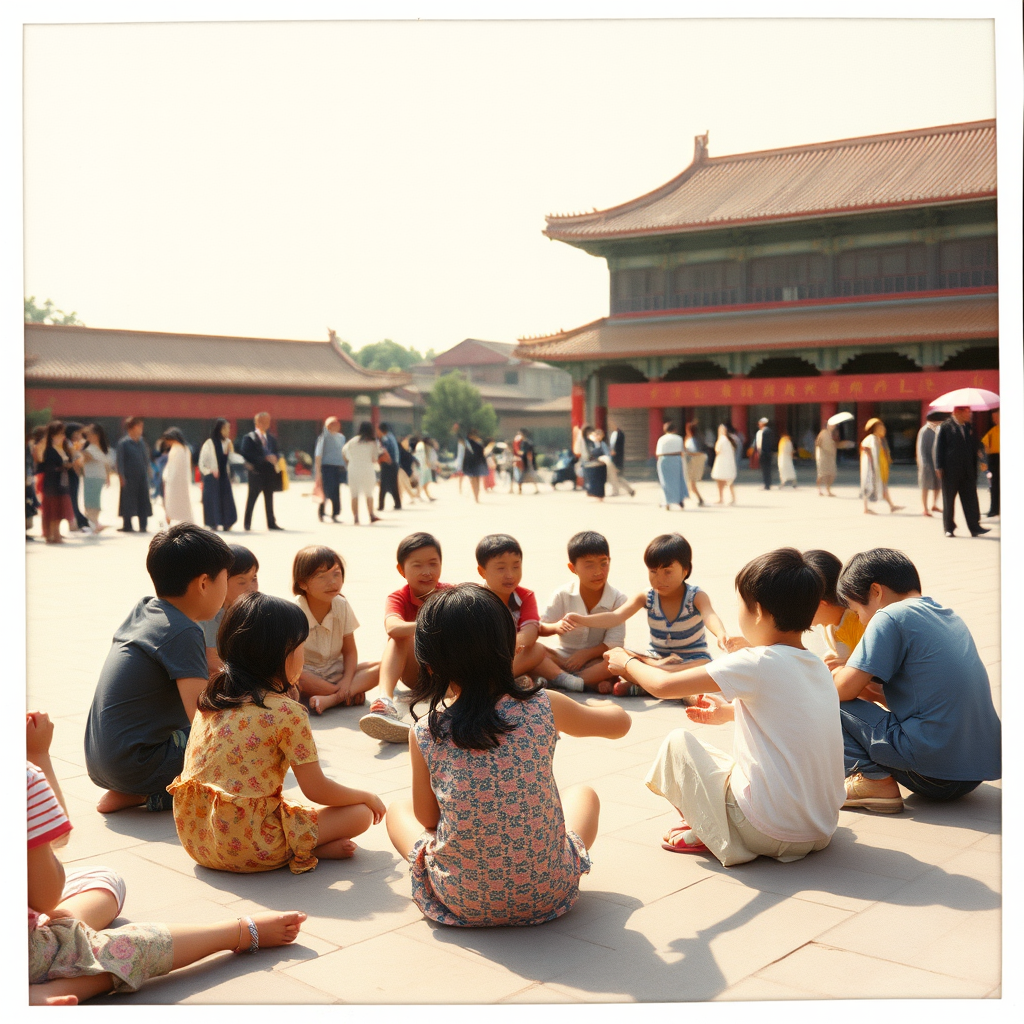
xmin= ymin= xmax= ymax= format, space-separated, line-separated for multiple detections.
xmin=928 ymin=387 xmax=1000 ymax=412
xmin=826 ymin=411 xmax=855 ymax=426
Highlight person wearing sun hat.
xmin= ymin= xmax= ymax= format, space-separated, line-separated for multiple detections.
xmin=859 ymin=418 xmax=903 ymax=516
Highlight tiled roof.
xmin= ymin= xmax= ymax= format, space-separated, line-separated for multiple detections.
xmin=24 ymin=324 xmax=408 ymax=392
xmin=545 ymin=121 xmax=996 ymax=241
xmin=513 ymin=292 xmax=998 ymax=363
xmin=433 ymin=338 xmax=518 ymax=367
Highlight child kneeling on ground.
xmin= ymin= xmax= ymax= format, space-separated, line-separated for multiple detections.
xmin=606 ymin=547 xmax=845 ymax=867
xmin=386 ymin=583 xmax=631 ymax=927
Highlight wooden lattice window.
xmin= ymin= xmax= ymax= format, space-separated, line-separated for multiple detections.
xmin=670 ymin=261 xmax=740 ymax=309
xmin=747 ymin=253 xmax=828 ymax=302
xmin=612 ymin=268 xmax=665 ymax=313
xmin=836 ymin=245 xmax=928 ymax=296
xmin=938 ymin=239 xmax=997 ymax=288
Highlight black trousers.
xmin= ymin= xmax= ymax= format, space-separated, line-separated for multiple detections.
xmin=940 ymin=471 xmax=981 ymax=535
xmin=378 ymin=463 xmax=401 ymax=510
xmin=244 ymin=472 xmax=277 ymax=529
xmin=760 ymin=451 xmax=774 ymax=488
xmin=987 ymin=453 xmax=999 ymax=515
xmin=319 ymin=463 xmax=342 ymax=518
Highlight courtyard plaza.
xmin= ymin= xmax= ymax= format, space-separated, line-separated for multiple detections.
xmin=25 ymin=464 xmax=1002 ymax=1005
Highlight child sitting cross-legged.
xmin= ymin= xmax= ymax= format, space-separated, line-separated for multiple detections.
xmin=292 ymin=545 xmax=380 ymax=714
xmin=359 ymin=532 xmax=452 ymax=745
xmin=606 ymin=547 xmax=845 ymax=866
xmin=385 ymin=583 xmax=631 ymax=927
xmin=538 ymin=530 xmax=629 ymax=694
xmin=28 ymin=710 xmax=307 ymax=1005
xmin=200 ymin=543 xmax=260 ymax=678
xmin=169 ymin=592 xmax=386 ymax=873
xmin=803 ymin=549 xmax=866 ymax=672
xmin=561 ymin=533 xmax=735 ymax=697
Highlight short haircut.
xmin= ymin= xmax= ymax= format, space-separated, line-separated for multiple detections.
xmin=644 ymin=533 xmax=692 ymax=572
xmin=568 ymin=531 xmax=610 ymax=562
xmin=254 ymin=411 xmax=270 ymax=422
xmin=735 ymin=547 xmax=824 ymax=633
xmin=227 ymin=543 xmax=259 ymax=577
xmin=397 ymin=532 xmax=442 ymax=566
xmin=292 ymin=545 xmax=345 ymax=595
xmin=378 ymin=421 xmax=391 ymax=433
xmin=124 ymin=416 xmax=144 ymax=430
xmin=146 ymin=523 xmax=234 ymax=598
xmin=836 ymin=549 xmax=922 ymax=606
xmin=662 ymin=421 xmax=676 ymax=432
xmin=475 ymin=533 xmax=522 ymax=567
xmin=803 ymin=549 xmax=843 ymax=605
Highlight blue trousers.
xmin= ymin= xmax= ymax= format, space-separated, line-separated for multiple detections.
xmin=840 ymin=698 xmax=981 ymax=801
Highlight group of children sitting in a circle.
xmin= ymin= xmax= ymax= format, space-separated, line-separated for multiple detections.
xmin=28 ymin=521 xmax=1001 ymax=1003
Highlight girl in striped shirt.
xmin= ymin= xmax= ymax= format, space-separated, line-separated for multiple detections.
xmin=561 ymin=534 xmax=735 ymax=697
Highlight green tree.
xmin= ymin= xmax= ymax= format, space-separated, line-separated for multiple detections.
xmin=355 ymin=338 xmax=423 ymax=373
xmin=25 ymin=296 xmax=85 ymax=326
xmin=422 ymin=371 xmax=499 ymax=446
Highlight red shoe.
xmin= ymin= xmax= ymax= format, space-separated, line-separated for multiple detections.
xmin=661 ymin=822 xmax=709 ymax=854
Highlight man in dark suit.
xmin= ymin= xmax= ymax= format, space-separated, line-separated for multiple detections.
xmin=755 ymin=417 xmax=778 ymax=489
xmin=239 ymin=411 xmax=283 ymax=531
xmin=609 ymin=422 xmax=626 ymax=472
xmin=934 ymin=405 xmax=989 ymax=538
xmin=376 ymin=422 xmax=401 ymax=511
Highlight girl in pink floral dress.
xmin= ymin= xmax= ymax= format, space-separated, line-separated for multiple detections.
xmin=385 ymin=584 xmax=632 ymax=927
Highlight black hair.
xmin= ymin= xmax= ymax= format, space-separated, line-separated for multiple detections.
xmin=160 ymin=427 xmax=188 ymax=446
xmin=357 ymin=421 xmax=375 ymax=442
xmin=397 ymin=532 xmax=442 ymax=566
xmin=803 ymin=550 xmax=843 ymax=605
xmin=836 ymin=549 xmax=922 ymax=607
xmin=643 ymin=533 xmax=692 ymax=572
xmin=567 ymin=530 xmax=610 ymax=562
xmin=211 ymin=418 xmax=230 ymax=442
xmin=199 ymin=593 xmax=309 ymax=711
xmin=475 ymin=533 xmax=522 ymax=567
xmin=292 ymin=545 xmax=345 ymax=595
xmin=44 ymin=420 xmax=65 ymax=447
xmin=85 ymin=422 xmax=109 ymax=454
xmin=735 ymin=547 xmax=824 ymax=633
xmin=124 ymin=415 xmax=144 ymax=430
xmin=227 ymin=543 xmax=259 ymax=577
xmin=378 ymin=421 xmax=391 ymax=433
xmin=409 ymin=584 xmax=541 ymax=750
xmin=146 ymin=522 xmax=234 ymax=597
xmin=64 ymin=421 xmax=84 ymax=439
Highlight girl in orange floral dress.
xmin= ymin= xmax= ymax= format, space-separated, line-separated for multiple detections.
xmin=169 ymin=593 xmax=386 ymax=874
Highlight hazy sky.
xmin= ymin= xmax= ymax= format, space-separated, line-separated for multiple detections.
xmin=21 ymin=16 xmax=1001 ymax=353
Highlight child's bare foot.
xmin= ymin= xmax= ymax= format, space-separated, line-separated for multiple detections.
xmin=590 ymin=680 xmax=613 ymax=695
xmin=242 ymin=910 xmax=307 ymax=950
xmin=340 ymin=692 xmax=366 ymax=707
xmin=97 ymin=790 xmax=147 ymax=813
xmin=314 ymin=837 xmax=357 ymax=859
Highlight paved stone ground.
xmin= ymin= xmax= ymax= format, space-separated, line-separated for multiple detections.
xmin=26 ymin=463 xmax=1002 ymax=1004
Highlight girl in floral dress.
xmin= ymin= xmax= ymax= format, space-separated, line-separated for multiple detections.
xmin=385 ymin=584 xmax=632 ymax=927
xmin=169 ymin=592 xmax=386 ymax=874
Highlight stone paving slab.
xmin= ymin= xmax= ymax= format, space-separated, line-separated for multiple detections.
xmin=25 ymin=467 xmax=1003 ymax=1006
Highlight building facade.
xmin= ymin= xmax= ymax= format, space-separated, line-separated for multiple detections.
xmin=514 ymin=121 xmax=998 ymax=464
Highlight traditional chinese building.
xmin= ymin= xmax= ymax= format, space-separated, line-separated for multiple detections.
xmin=25 ymin=323 xmax=408 ymax=454
xmin=514 ymin=120 xmax=998 ymax=463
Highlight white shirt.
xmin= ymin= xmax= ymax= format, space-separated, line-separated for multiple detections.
xmin=655 ymin=433 xmax=684 ymax=456
xmin=297 ymin=594 xmax=359 ymax=670
xmin=542 ymin=581 xmax=628 ymax=651
xmin=707 ymin=645 xmax=845 ymax=843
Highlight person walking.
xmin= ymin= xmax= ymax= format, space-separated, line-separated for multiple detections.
xmin=981 ymin=409 xmax=999 ymax=518
xmin=81 ymin=424 xmax=116 ymax=532
xmin=415 ymin=435 xmax=436 ymax=501
xmin=682 ymin=421 xmax=707 ymax=506
xmin=376 ymin=422 xmax=402 ymax=512
xmin=859 ymin=418 xmax=902 ymax=516
xmin=754 ymin=417 xmax=777 ymax=489
xmin=915 ymin=412 xmax=944 ymax=517
xmin=342 ymin=422 xmax=382 ymax=525
xmin=935 ymin=405 xmax=988 ymax=538
xmin=198 ymin=418 xmax=238 ymax=531
xmin=313 ymin=417 xmax=347 ymax=522
xmin=815 ymin=423 xmax=839 ymax=497
xmin=159 ymin=428 xmax=194 ymax=525
xmin=239 ymin=412 xmax=282 ymax=531
xmin=461 ymin=428 xmax=488 ymax=503
xmin=580 ymin=427 xmax=608 ymax=500
xmin=655 ymin=421 xmax=687 ymax=509
xmin=116 ymin=416 xmax=153 ymax=533
xmin=778 ymin=432 xmax=797 ymax=488
xmin=710 ymin=423 xmax=738 ymax=504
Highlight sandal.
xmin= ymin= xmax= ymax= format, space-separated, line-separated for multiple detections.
xmin=661 ymin=824 xmax=709 ymax=854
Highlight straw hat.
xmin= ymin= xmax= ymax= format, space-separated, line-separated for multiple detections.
xmin=863 ymin=417 xmax=883 ymax=434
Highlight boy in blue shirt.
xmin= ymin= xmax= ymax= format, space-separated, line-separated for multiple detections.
xmin=832 ymin=548 xmax=1001 ymax=812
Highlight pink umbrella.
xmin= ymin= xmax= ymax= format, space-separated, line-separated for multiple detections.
xmin=928 ymin=387 xmax=1000 ymax=412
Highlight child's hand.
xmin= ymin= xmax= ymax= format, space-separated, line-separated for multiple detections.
xmin=364 ymin=793 xmax=387 ymax=824
xmin=563 ymin=650 xmax=588 ymax=672
xmin=551 ymin=617 xmax=575 ymax=635
xmin=26 ymin=711 xmax=54 ymax=761
xmin=685 ymin=693 xmax=733 ymax=726
xmin=603 ymin=647 xmax=632 ymax=676
xmin=823 ymin=652 xmax=848 ymax=671
xmin=561 ymin=613 xmax=584 ymax=631
xmin=722 ymin=635 xmax=751 ymax=653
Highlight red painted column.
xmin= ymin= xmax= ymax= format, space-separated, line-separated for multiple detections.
xmin=856 ymin=402 xmax=876 ymax=436
xmin=571 ymin=382 xmax=585 ymax=432
xmin=595 ymin=405 xmax=608 ymax=432
xmin=648 ymin=407 xmax=664 ymax=457
xmin=730 ymin=404 xmax=748 ymax=436
xmin=774 ymin=403 xmax=787 ymax=437
xmin=370 ymin=402 xmax=381 ymax=432
xmin=819 ymin=370 xmax=838 ymax=430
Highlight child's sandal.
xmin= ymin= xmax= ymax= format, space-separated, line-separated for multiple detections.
xmin=234 ymin=916 xmax=259 ymax=954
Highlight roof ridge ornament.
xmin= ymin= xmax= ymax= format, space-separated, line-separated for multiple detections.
xmin=694 ymin=131 xmax=709 ymax=164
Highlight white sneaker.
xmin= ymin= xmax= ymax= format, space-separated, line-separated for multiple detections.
xmin=359 ymin=697 xmax=410 ymax=744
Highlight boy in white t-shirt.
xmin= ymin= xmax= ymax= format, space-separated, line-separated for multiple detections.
xmin=605 ymin=547 xmax=845 ymax=867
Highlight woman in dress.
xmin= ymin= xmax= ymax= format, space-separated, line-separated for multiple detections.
xmin=682 ymin=421 xmax=707 ymax=506
xmin=36 ymin=421 xmax=75 ymax=544
xmin=815 ymin=424 xmax=838 ymax=496
xmin=198 ymin=418 xmax=238 ymax=531
xmin=581 ymin=427 xmax=608 ymax=500
xmin=81 ymin=423 xmax=116 ymax=532
xmin=342 ymin=421 xmax=381 ymax=525
xmin=415 ymin=434 xmax=436 ymax=501
xmin=655 ymin=421 xmax=688 ymax=509
xmin=710 ymin=423 xmax=738 ymax=504
xmin=159 ymin=428 xmax=194 ymax=525
xmin=860 ymin=418 xmax=902 ymax=515
xmin=916 ymin=412 xmax=944 ymax=516
xmin=461 ymin=428 xmax=488 ymax=503
xmin=777 ymin=433 xmax=797 ymax=488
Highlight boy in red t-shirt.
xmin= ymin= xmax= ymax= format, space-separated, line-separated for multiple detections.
xmin=360 ymin=532 xmax=450 ymax=744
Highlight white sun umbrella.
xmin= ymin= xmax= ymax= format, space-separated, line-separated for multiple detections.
xmin=826 ymin=411 xmax=855 ymax=426
xmin=928 ymin=387 xmax=1000 ymax=412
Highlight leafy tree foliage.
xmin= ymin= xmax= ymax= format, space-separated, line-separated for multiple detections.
xmin=25 ymin=296 xmax=85 ymax=326
xmin=354 ymin=338 xmax=423 ymax=373
xmin=422 ymin=371 xmax=498 ymax=445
